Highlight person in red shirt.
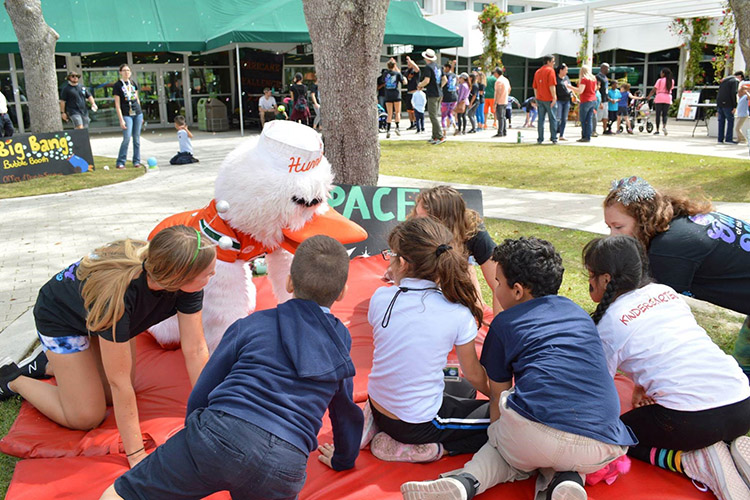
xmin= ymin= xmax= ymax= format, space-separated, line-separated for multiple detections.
xmin=532 ymin=55 xmax=558 ymax=144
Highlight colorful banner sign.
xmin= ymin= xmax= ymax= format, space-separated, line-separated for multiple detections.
xmin=0 ymin=129 xmax=94 ymax=184
xmin=329 ymin=184 xmax=484 ymax=257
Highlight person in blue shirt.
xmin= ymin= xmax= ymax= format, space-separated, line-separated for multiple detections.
xmin=101 ymin=235 xmax=363 ymax=500
xmin=402 ymin=237 xmax=636 ymax=500
xmin=606 ymin=81 xmax=622 ymax=134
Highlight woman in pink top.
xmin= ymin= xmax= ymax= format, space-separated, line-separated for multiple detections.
xmin=455 ymin=73 xmax=470 ymax=135
xmin=646 ymin=68 xmax=674 ymax=136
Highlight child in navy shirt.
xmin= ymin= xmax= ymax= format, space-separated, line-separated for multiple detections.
xmin=101 ymin=235 xmax=363 ymax=500
xmin=402 ymin=237 xmax=636 ymax=500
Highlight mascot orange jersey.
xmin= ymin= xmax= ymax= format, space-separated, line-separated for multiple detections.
xmin=150 ymin=199 xmax=367 ymax=262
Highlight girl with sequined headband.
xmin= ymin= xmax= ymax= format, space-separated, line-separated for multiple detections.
xmin=604 ymin=176 xmax=750 ymax=379
xmin=0 ymin=225 xmax=216 ymax=468
xmin=363 ymin=217 xmax=490 ymax=464
xmin=584 ymin=235 xmax=750 ymax=500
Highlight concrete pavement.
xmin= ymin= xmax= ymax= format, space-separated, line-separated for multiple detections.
xmin=0 ymin=122 xmax=748 ymax=361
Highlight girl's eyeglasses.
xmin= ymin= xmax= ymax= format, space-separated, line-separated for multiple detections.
xmin=381 ymin=249 xmax=397 ymax=261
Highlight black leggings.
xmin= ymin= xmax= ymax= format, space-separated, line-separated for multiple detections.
xmin=621 ymin=396 xmax=750 ymax=462
xmin=654 ymin=103 xmax=669 ymax=129
xmin=457 ymin=112 xmax=467 ymax=132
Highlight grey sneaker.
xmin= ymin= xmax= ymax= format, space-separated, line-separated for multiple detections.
xmin=682 ymin=442 xmax=750 ymax=500
xmin=731 ymin=436 xmax=750 ymax=487
xmin=401 ymin=477 xmax=468 ymax=500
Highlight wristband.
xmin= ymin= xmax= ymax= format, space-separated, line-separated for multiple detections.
xmin=126 ymin=446 xmax=145 ymax=457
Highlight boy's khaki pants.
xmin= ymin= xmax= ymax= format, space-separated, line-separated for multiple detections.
xmin=445 ymin=390 xmax=627 ymax=499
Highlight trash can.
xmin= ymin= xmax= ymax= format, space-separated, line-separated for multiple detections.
xmin=204 ymin=98 xmax=229 ymax=132
xmin=197 ymin=98 xmax=209 ymax=131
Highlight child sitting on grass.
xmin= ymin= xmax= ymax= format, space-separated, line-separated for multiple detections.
xmin=169 ymin=115 xmax=199 ymax=165
xmin=401 ymin=237 xmax=636 ymax=500
xmin=584 ymin=235 xmax=750 ymax=500
xmin=100 ymin=235 xmax=363 ymax=500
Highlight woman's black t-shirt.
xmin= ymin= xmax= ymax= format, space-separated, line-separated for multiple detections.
xmin=477 ymin=83 xmax=485 ymax=104
xmin=469 ymin=83 xmax=479 ymax=105
xmin=442 ymin=73 xmax=458 ymax=103
xmin=34 ymin=261 xmax=204 ymax=342
xmin=384 ymin=70 xmax=402 ymax=102
xmin=291 ymin=83 xmax=307 ymax=105
xmin=466 ymin=229 xmax=496 ymax=265
xmin=112 ymin=80 xmax=142 ymax=116
xmin=648 ymin=212 xmax=750 ymax=315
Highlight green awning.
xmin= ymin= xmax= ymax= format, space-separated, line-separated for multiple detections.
xmin=0 ymin=0 xmax=462 ymax=54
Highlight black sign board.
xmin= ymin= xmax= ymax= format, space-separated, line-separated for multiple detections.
xmin=0 ymin=129 xmax=95 ymax=184
xmin=329 ymin=184 xmax=484 ymax=257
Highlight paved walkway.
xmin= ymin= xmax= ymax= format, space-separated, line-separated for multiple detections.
xmin=0 ymin=122 xmax=748 ymax=361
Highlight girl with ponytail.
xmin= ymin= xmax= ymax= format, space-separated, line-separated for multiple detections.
xmin=0 ymin=225 xmax=216 ymax=469
xmin=363 ymin=217 xmax=490 ymax=463
xmin=584 ymin=235 xmax=750 ymax=500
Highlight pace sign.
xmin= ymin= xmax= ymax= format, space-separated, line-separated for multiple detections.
xmin=0 ymin=129 xmax=95 ymax=184
xmin=329 ymin=184 xmax=484 ymax=257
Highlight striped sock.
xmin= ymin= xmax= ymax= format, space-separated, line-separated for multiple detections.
xmin=649 ymin=447 xmax=686 ymax=476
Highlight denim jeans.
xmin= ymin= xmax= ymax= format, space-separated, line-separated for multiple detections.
xmin=115 ymin=408 xmax=308 ymax=500
xmin=536 ymin=100 xmax=558 ymax=143
xmin=718 ymin=106 xmax=736 ymax=142
xmin=475 ymin=101 xmax=485 ymax=125
xmin=557 ymin=100 xmax=571 ymax=138
xmin=495 ymin=104 xmax=507 ymax=135
xmin=118 ymin=113 xmax=143 ymax=166
xmin=579 ymin=100 xmax=596 ymax=140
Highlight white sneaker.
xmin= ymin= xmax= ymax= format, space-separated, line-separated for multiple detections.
xmin=401 ymin=477 xmax=468 ymax=500
xmin=682 ymin=442 xmax=750 ymax=500
xmin=732 ymin=436 xmax=750 ymax=487
xmin=551 ymin=481 xmax=587 ymax=500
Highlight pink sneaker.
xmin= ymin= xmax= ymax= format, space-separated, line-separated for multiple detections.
xmin=682 ymin=442 xmax=750 ymax=500
xmin=360 ymin=401 xmax=380 ymax=449
xmin=370 ymin=432 xmax=443 ymax=463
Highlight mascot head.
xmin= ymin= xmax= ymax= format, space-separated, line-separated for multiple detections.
xmin=214 ymin=121 xmax=335 ymax=247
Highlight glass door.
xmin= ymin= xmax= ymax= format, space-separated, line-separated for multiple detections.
xmin=133 ymin=67 xmax=160 ymax=125
xmin=132 ymin=65 xmax=187 ymax=127
xmin=162 ymin=69 xmax=185 ymax=124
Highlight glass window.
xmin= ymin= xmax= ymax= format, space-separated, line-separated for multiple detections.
xmin=283 ymin=66 xmax=316 ymax=90
xmin=0 ymin=73 xmax=13 ymax=104
xmin=649 ymin=48 xmax=680 ymax=62
xmin=131 ymin=52 xmax=184 ymax=64
xmin=0 ymin=56 xmax=9 ymax=71
xmin=446 ymin=1 xmax=467 ymax=10
xmin=502 ymin=53 xmax=525 ymax=66
xmin=84 ymin=99 xmax=120 ymax=130
xmin=55 ymin=55 xmax=68 ymax=70
xmin=647 ymin=64 xmax=679 ymax=86
xmin=81 ymin=52 xmax=128 ymax=68
xmin=415 ymin=0 xmax=425 ymax=7
xmin=596 ymin=50 xmax=615 ymax=65
xmin=189 ymin=68 xmax=232 ymax=95
xmin=188 ymin=51 xmax=230 ymax=66
xmin=83 ymin=70 xmax=120 ymax=99
xmin=531 ymin=6 xmax=546 ymax=10
xmin=284 ymin=54 xmax=314 ymax=65
xmin=474 ymin=2 xmax=489 ymax=12
xmin=615 ymin=50 xmax=645 ymax=64
xmin=508 ymin=4 xmax=525 ymax=13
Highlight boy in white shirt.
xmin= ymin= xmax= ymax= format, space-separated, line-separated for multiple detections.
xmin=169 ymin=115 xmax=199 ymax=165
xmin=258 ymin=88 xmax=277 ymax=128
xmin=411 ymin=89 xmax=426 ymax=134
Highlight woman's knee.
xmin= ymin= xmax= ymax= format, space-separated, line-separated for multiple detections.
xmin=66 ymin=405 xmax=107 ymax=430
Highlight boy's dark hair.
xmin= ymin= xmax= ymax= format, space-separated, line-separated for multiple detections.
xmin=735 ymin=71 xmax=745 ymax=79
xmin=290 ymin=235 xmax=349 ymax=307
xmin=174 ymin=115 xmax=186 ymax=126
xmin=583 ymin=235 xmax=651 ymax=324
xmin=492 ymin=237 xmax=563 ymax=298
xmin=494 ymin=67 xmax=503 ymax=77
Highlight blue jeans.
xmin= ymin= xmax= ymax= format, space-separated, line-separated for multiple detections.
xmin=718 ymin=106 xmax=736 ymax=143
xmin=537 ymin=100 xmax=558 ymax=143
xmin=117 ymin=113 xmax=143 ymax=166
xmin=115 ymin=408 xmax=308 ymax=500
xmin=557 ymin=100 xmax=570 ymax=138
xmin=579 ymin=100 xmax=596 ymax=140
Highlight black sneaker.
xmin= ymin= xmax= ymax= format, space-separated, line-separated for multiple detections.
xmin=546 ymin=471 xmax=586 ymax=500
xmin=18 ymin=345 xmax=50 ymax=379
xmin=0 ymin=357 xmax=22 ymax=401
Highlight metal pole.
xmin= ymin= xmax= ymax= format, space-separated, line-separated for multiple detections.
xmin=585 ymin=6 xmax=594 ymax=67
xmin=236 ymin=44 xmax=244 ymax=136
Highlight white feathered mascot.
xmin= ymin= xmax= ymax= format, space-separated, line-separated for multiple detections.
xmin=148 ymin=120 xmax=367 ymax=351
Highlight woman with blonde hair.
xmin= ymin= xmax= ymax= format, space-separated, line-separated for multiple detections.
xmin=412 ymin=185 xmax=500 ymax=314
xmin=570 ymin=64 xmax=598 ymax=142
xmin=0 ymin=225 xmax=216 ymax=468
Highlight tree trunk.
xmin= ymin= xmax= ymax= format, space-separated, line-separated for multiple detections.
xmin=730 ymin=0 xmax=750 ymax=71
xmin=5 ymin=0 xmax=61 ymax=133
xmin=303 ymin=0 xmax=389 ymax=186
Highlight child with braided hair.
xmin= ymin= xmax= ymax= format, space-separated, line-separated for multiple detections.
xmin=363 ymin=217 xmax=491 ymax=463
xmin=584 ymin=235 xmax=750 ymax=500
xmin=604 ymin=176 xmax=750 ymax=379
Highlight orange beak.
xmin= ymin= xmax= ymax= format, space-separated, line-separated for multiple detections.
xmin=281 ymin=206 xmax=368 ymax=254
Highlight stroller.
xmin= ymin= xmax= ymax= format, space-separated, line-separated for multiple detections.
xmin=378 ymin=103 xmax=388 ymax=133
xmin=630 ymin=99 xmax=654 ymax=133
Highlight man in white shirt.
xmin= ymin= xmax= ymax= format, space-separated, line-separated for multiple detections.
xmin=258 ymin=88 xmax=277 ymax=128
xmin=0 ymin=89 xmax=14 ymax=137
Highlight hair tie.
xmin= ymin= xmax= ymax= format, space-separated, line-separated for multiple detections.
xmin=610 ymin=176 xmax=656 ymax=206
xmin=435 ymin=244 xmax=452 ymax=257
xmin=190 ymin=229 xmax=201 ymax=265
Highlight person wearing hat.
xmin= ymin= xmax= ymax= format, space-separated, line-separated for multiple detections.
xmin=417 ymin=48 xmax=447 ymax=145
xmin=59 ymin=71 xmax=97 ymax=129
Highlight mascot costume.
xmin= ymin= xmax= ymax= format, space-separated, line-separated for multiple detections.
xmin=148 ymin=120 xmax=367 ymax=351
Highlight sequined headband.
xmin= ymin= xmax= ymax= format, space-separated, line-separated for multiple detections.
xmin=610 ymin=176 xmax=656 ymax=206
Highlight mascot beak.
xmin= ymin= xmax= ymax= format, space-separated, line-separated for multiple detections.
xmin=281 ymin=206 xmax=368 ymax=253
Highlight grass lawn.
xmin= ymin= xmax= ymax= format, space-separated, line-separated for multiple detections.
xmin=0 ymin=157 xmax=143 ymax=199
xmin=0 ymin=218 xmax=743 ymax=497
xmin=380 ymin=142 xmax=750 ymax=202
